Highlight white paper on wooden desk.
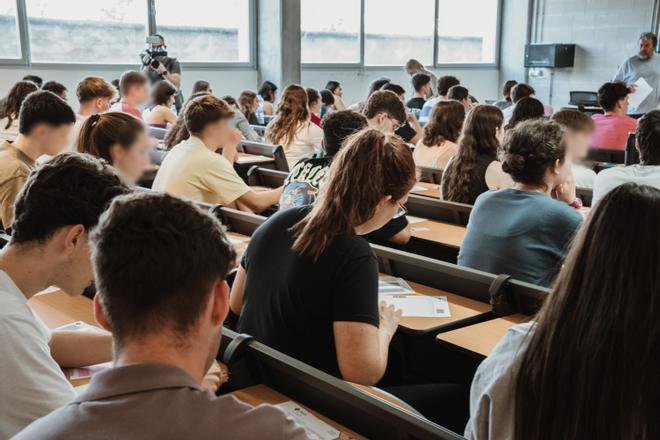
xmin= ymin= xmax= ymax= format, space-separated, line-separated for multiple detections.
xmin=378 ymin=275 xmax=415 ymax=294
xmin=227 ymin=235 xmax=248 ymax=245
xmin=405 ymin=215 xmax=427 ymax=224
xmin=412 ymin=185 xmax=428 ymax=192
xmin=56 ymin=321 xmax=106 ymax=334
xmin=276 ymin=401 xmax=340 ymax=440
xmin=628 ymin=77 xmax=653 ymax=110
xmin=379 ymin=294 xmax=451 ymax=318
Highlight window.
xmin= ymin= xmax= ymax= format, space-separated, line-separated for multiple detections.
xmin=26 ymin=0 xmax=147 ymax=63
xmin=437 ymin=0 xmax=499 ymax=64
xmin=153 ymin=0 xmax=251 ymax=62
xmin=364 ymin=0 xmax=435 ymax=66
xmin=301 ymin=0 xmax=361 ymax=64
xmin=0 ymin=0 xmax=21 ymax=59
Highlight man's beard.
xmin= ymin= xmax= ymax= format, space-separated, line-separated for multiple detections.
xmin=638 ymin=51 xmax=652 ymax=60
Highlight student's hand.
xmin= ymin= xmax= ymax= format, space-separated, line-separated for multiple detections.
xmin=406 ymin=110 xmax=417 ymax=123
xmin=156 ymin=62 xmax=167 ymax=75
xmin=379 ymin=301 xmax=402 ymax=338
xmin=553 ymin=176 xmax=577 ymax=204
xmin=628 ymin=84 xmax=638 ymax=94
xmin=201 ymin=360 xmax=228 ymax=392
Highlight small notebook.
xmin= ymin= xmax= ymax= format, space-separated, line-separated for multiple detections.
xmin=276 ymin=401 xmax=340 ymax=440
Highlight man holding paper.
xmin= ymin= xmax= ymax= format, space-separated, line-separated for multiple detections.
xmin=613 ymin=32 xmax=660 ymax=114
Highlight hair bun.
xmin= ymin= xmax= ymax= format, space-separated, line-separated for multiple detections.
xmin=502 ymin=153 xmax=526 ymax=175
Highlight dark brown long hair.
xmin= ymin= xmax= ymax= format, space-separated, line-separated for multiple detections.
xmin=292 ymin=128 xmax=415 ymax=259
xmin=76 ymin=112 xmax=145 ymax=163
xmin=441 ymin=105 xmax=503 ymax=203
xmin=239 ymin=90 xmax=258 ymax=122
xmin=163 ymin=91 xmax=210 ymax=150
xmin=421 ymin=100 xmax=465 ymax=147
xmin=266 ymin=85 xmax=309 ymax=147
xmin=0 ymin=80 xmax=39 ymax=129
xmin=514 ymin=182 xmax=660 ymax=440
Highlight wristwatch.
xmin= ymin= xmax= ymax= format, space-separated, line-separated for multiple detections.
xmin=569 ymin=198 xmax=583 ymax=209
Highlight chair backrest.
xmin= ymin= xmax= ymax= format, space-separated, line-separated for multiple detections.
xmin=149 ymin=147 xmax=168 ymax=165
xmin=240 ymin=140 xmax=289 ymax=172
xmin=417 ymin=166 xmax=444 ymax=184
xmin=624 ymin=132 xmax=639 ymax=165
xmin=569 ymin=91 xmax=599 ymax=107
xmin=586 ymin=148 xmax=625 ymax=164
xmin=405 ymin=194 xmax=472 ymax=225
xmin=149 ymin=126 xmax=168 ymax=140
xmin=576 ymin=186 xmax=593 ymax=207
xmin=247 ymin=166 xmax=288 ymax=188
xmin=249 ymin=124 xmax=266 ymax=136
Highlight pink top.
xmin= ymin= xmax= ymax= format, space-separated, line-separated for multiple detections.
xmin=110 ymin=101 xmax=143 ymax=120
xmin=591 ymin=113 xmax=637 ymax=151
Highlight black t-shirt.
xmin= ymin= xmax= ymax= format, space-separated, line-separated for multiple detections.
xmin=237 ymin=206 xmax=380 ymax=377
xmin=406 ymin=97 xmax=426 ymax=110
xmin=396 ymin=122 xmax=417 ymax=143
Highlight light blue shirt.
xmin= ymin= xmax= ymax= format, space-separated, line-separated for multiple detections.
xmin=613 ymin=54 xmax=660 ymax=113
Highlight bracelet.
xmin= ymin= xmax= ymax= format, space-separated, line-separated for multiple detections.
xmin=569 ymin=198 xmax=583 ymax=209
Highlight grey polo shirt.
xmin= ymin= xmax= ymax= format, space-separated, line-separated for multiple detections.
xmin=14 ymin=363 xmax=310 ymax=440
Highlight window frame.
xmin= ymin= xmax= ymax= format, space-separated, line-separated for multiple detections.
xmin=0 ymin=0 xmax=256 ymax=69
xmin=302 ymin=0 xmax=502 ymax=70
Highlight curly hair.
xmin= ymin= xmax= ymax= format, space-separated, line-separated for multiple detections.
xmin=422 ymin=100 xmax=465 ymax=146
xmin=266 ymin=84 xmax=309 ymax=147
xmin=0 ymin=80 xmax=39 ymax=129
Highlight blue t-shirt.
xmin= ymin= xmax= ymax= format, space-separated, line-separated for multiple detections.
xmin=458 ymin=189 xmax=582 ymax=287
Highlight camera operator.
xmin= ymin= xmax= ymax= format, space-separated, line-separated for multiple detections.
xmin=141 ymin=34 xmax=183 ymax=112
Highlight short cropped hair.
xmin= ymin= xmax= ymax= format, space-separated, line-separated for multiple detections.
xmin=119 ymin=70 xmax=147 ymax=96
xmin=640 ymin=32 xmax=658 ymax=47
xmin=411 ymin=73 xmax=431 ymax=92
xmin=447 ymin=85 xmax=469 ymax=101
xmin=18 ymin=90 xmax=76 ymax=135
xmin=551 ymin=109 xmax=595 ymax=133
xmin=41 ymin=81 xmax=67 ymax=98
xmin=184 ymin=95 xmax=234 ymax=135
xmin=511 ymin=83 xmax=535 ymax=103
xmin=22 ymin=75 xmax=43 ymax=87
xmin=322 ymin=110 xmax=368 ymax=156
xmin=76 ymin=76 xmax=116 ymax=103
xmin=597 ymin=81 xmax=630 ymax=112
xmin=381 ymin=83 xmax=406 ymax=97
xmin=438 ymin=75 xmax=460 ymax=96
xmin=11 ymin=153 xmax=130 ymax=244
xmin=636 ymin=110 xmax=660 ymax=165
xmin=363 ymin=90 xmax=407 ymax=125
xmin=91 ymin=192 xmax=236 ymax=345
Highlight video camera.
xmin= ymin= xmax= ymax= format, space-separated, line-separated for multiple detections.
xmin=140 ymin=35 xmax=168 ymax=69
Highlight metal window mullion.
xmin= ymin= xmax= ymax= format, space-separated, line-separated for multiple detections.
xmin=359 ymin=0 xmax=365 ymax=67
xmin=147 ymin=0 xmax=156 ymax=35
xmin=16 ymin=0 xmax=30 ymax=65
xmin=433 ymin=0 xmax=439 ymax=67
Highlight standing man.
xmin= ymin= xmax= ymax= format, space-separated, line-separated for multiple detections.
xmin=141 ymin=34 xmax=183 ymax=112
xmin=613 ymin=32 xmax=660 ymax=114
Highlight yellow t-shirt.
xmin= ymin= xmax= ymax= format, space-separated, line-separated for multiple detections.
xmin=152 ymin=136 xmax=250 ymax=205
xmin=0 ymin=141 xmax=35 ymax=230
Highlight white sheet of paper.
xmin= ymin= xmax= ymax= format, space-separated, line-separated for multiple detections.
xmin=227 ymin=235 xmax=248 ymax=245
xmin=236 ymin=155 xmax=270 ymax=164
xmin=405 ymin=215 xmax=427 ymax=224
xmin=55 ymin=321 xmax=107 ymax=334
xmin=378 ymin=275 xmax=415 ymax=294
xmin=33 ymin=286 xmax=60 ymax=297
xmin=276 ymin=401 xmax=340 ymax=440
xmin=379 ymin=294 xmax=451 ymax=318
xmin=410 ymin=227 xmax=430 ymax=233
xmin=628 ymin=77 xmax=653 ymax=110
xmin=412 ymin=185 xmax=428 ymax=192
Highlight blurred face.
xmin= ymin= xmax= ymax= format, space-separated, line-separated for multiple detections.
xmin=131 ymin=84 xmax=150 ymax=105
xmin=166 ymin=95 xmax=176 ymax=107
xmin=251 ymin=96 xmax=259 ymax=111
xmin=335 ymin=85 xmax=343 ymax=97
xmin=34 ymin=123 xmax=73 ymax=156
xmin=547 ymin=155 xmax=572 ymax=189
xmin=565 ymin=129 xmax=592 ymax=160
xmin=205 ymin=118 xmax=233 ymax=149
xmin=357 ymin=194 xmax=409 ymax=235
xmin=369 ymin=112 xmax=400 ymax=134
xmin=110 ymin=130 xmax=151 ymax=182
xmin=638 ymin=38 xmax=655 ymax=60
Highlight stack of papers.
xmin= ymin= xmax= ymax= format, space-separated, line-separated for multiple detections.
xmin=405 ymin=215 xmax=427 ymax=225
xmin=276 ymin=401 xmax=340 ymax=440
xmin=628 ymin=77 xmax=653 ymax=111
xmin=378 ymin=275 xmax=451 ymax=318
xmin=236 ymin=155 xmax=271 ymax=164
xmin=378 ymin=275 xmax=415 ymax=294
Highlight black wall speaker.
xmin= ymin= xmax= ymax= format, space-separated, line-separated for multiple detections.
xmin=524 ymin=44 xmax=576 ymax=68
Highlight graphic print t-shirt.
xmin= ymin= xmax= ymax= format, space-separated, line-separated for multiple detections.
xmin=279 ymin=157 xmax=331 ymax=209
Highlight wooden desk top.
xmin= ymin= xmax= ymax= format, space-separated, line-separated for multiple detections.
xmin=235 ymin=153 xmax=275 ymax=165
xmin=437 ymin=314 xmax=532 ymax=357
xmin=28 ymin=290 xmax=96 ymax=329
xmin=410 ymin=219 xmax=466 ymax=249
xmin=411 ymin=182 xmax=441 ymax=199
xmin=231 ymin=384 xmax=363 ymax=439
xmin=398 ymin=280 xmax=489 ymax=332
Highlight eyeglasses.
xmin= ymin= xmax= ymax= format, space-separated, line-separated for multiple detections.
xmin=387 ymin=115 xmax=403 ymax=131
xmin=393 ymin=201 xmax=408 ymax=219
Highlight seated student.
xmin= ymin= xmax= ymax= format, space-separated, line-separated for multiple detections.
xmin=142 ymin=80 xmax=178 ymax=129
xmin=280 ymin=110 xmax=411 ymax=245
xmin=441 ymin=105 xmax=513 ymax=204
xmin=76 ymin=113 xmax=150 ymax=183
xmin=406 ymin=73 xmax=431 ymax=110
xmin=222 ymin=94 xmax=262 ymax=142
xmin=14 ymin=191 xmax=309 ymax=440
xmin=0 ymin=153 xmax=131 ymax=438
xmin=191 ymin=79 xmax=212 ymax=95
xmin=593 ymin=110 xmax=660 ymax=204
xmin=551 ymin=109 xmax=597 ymax=188
xmin=458 ymin=119 xmax=582 ymax=287
xmin=363 ymin=90 xmax=408 ymax=137
xmin=420 ymin=75 xmax=460 ymax=122
xmin=239 ymin=90 xmax=259 ymax=125
xmin=325 ymin=80 xmax=346 ymax=110
xmin=41 ymin=80 xmax=67 ymax=100
xmin=306 ymin=88 xmax=322 ymax=127
xmin=265 ymin=85 xmax=323 ymax=169
xmin=153 ymin=95 xmax=281 ymax=213
xmin=110 ymin=70 xmax=149 ymax=119
xmin=22 ymin=74 xmax=43 ymax=88
xmin=0 ymin=91 xmax=76 ymax=230
xmin=404 ymin=58 xmax=438 ymax=99
xmin=0 ymin=81 xmax=39 ymax=142
xmin=231 ymin=129 xmax=412 ymax=386
xmin=504 ymin=96 xmax=545 ymax=130
xmin=320 ymin=89 xmax=335 ymax=117
xmin=68 ymin=76 xmax=117 ymax=151
xmin=258 ymin=80 xmax=278 ymax=116
xmin=347 ymin=77 xmax=391 ymax=113
xmin=447 ymin=85 xmax=471 ymax=111
xmin=591 ymin=81 xmax=637 ymax=150
xmin=380 ymin=82 xmax=423 ymax=144
xmin=502 ymin=83 xmax=553 ymax=123
xmin=414 ymin=100 xmax=465 ymax=173
xmin=493 ymin=79 xmax=517 ymax=110
xmin=465 ymin=182 xmax=660 ymax=440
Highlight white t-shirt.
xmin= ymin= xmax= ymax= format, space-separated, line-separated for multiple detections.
xmin=592 ymin=164 xmax=660 ymax=205
xmin=0 ymin=270 xmax=76 ymax=438
xmin=572 ymin=163 xmax=596 ymax=189
xmin=269 ymin=121 xmax=323 ymax=170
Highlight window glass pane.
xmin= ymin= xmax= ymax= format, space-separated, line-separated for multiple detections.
xmin=437 ymin=0 xmax=498 ymax=64
xmin=0 ymin=0 xmax=20 ymax=59
xmin=301 ymin=0 xmax=360 ymax=63
xmin=364 ymin=0 xmax=435 ymax=66
xmin=26 ymin=0 xmax=146 ymax=63
xmin=154 ymin=0 xmax=250 ymax=62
